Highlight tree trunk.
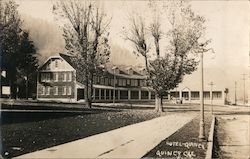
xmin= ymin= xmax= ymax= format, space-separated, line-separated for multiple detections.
xmin=89 ymin=72 xmax=94 ymax=109
xmin=154 ymin=94 xmax=164 ymax=113
xmin=84 ymin=78 xmax=91 ymax=108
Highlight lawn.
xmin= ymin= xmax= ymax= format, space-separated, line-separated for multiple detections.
xmin=1 ymin=107 xmax=163 ymax=158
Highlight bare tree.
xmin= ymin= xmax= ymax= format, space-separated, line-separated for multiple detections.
xmin=53 ymin=0 xmax=110 ymax=108
xmin=124 ymin=1 xmax=212 ymax=112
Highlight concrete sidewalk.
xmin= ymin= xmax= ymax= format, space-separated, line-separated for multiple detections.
xmin=15 ymin=113 xmax=196 ymax=159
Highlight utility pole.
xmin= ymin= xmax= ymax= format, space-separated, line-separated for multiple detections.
xmin=242 ymin=74 xmax=246 ymax=105
xmin=199 ymin=52 xmax=205 ymax=140
xmin=208 ymin=82 xmax=214 ymax=115
xmin=235 ymin=81 xmax=237 ymax=105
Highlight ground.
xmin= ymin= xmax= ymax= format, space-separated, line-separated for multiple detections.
xmin=1 ymin=100 xmax=250 ymax=158
xmin=1 ymin=107 xmax=164 ymax=158
xmin=214 ymin=114 xmax=250 ymax=158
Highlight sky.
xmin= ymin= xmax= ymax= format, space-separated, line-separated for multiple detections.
xmin=15 ymin=0 xmax=250 ymax=101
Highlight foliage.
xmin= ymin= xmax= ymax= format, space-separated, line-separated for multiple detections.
xmin=53 ymin=0 xmax=111 ymax=107
xmin=0 ymin=0 xmax=38 ymax=98
xmin=124 ymin=1 xmax=212 ymax=112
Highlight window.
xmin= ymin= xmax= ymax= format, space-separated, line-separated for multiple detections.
xmin=67 ymin=86 xmax=71 ymax=95
xmin=151 ymin=91 xmax=155 ymax=99
xmin=105 ymin=78 xmax=109 ymax=85
xmin=111 ymin=79 xmax=114 ymax=86
xmin=53 ymin=73 xmax=58 ymax=82
xmin=46 ymin=73 xmax=50 ymax=82
xmin=118 ymin=79 xmax=123 ymax=86
xmin=182 ymin=92 xmax=189 ymax=100
xmin=134 ymin=80 xmax=138 ymax=86
xmin=95 ymin=89 xmax=100 ymax=99
xmin=122 ymin=79 xmax=126 ymax=86
xmin=62 ymin=86 xmax=66 ymax=95
xmin=203 ymin=92 xmax=210 ymax=99
xmin=131 ymin=91 xmax=139 ymax=99
xmin=40 ymin=86 xmax=45 ymax=95
xmin=131 ymin=79 xmax=138 ymax=86
xmin=45 ymin=87 xmax=50 ymax=95
xmin=141 ymin=91 xmax=149 ymax=99
xmin=191 ymin=92 xmax=199 ymax=100
xmin=120 ymin=90 xmax=128 ymax=99
xmin=101 ymin=89 xmax=105 ymax=99
xmin=97 ymin=76 xmax=100 ymax=83
xmin=213 ymin=91 xmax=222 ymax=99
xmin=41 ymin=73 xmax=50 ymax=82
xmin=67 ymin=72 xmax=72 ymax=81
xmin=53 ymin=86 xmax=58 ymax=95
xmin=55 ymin=60 xmax=58 ymax=68
xmin=41 ymin=73 xmax=46 ymax=82
xmin=63 ymin=73 xmax=67 ymax=82
xmin=93 ymin=76 xmax=97 ymax=84
xmin=127 ymin=79 xmax=130 ymax=85
xmin=100 ymin=78 xmax=104 ymax=85
xmin=131 ymin=79 xmax=134 ymax=86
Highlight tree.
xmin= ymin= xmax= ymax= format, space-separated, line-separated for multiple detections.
xmin=0 ymin=0 xmax=22 ymax=98
xmin=124 ymin=1 xmax=212 ymax=112
xmin=53 ymin=0 xmax=111 ymax=108
xmin=17 ymin=31 xmax=38 ymax=99
xmin=0 ymin=0 xmax=38 ymax=99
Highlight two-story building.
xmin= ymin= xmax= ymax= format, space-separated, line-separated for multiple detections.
xmin=37 ymin=53 xmax=153 ymax=102
xmin=37 ymin=53 xmax=227 ymax=105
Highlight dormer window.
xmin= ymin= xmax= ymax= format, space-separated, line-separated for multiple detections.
xmin=127 ymin=68 xmax=133 ymax=75
xmin=55 ymin=60 xmax=58 ymax=68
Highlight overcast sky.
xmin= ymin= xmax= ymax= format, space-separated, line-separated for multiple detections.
xmin=16 ymin=0 xmax=250 ymax=101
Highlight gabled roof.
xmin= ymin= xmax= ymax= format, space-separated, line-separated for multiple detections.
xmin=59 ymin=53 xmax=147 ymax=80
xmin=38 ymin=54 xmax=62 ymax=70
xmin=59 ymin=53 xmax=75 ymax=68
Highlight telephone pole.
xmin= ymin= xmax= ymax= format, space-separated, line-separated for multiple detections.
xmin=199 ymin=52 xmax=205 ymax=140
xmin=208 ymin=82 xmax=214 ymax=115
xmin=242 ymin=74 xmax=247 ymax=105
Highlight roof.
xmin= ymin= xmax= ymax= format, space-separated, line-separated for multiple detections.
xmin=59 ymin=53 xmax=147 ymax=80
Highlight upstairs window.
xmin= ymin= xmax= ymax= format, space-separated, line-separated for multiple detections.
xmin=100 ymin=77 xmax=104 ymax=85
xmin=67 ymin=72 xmax=72 ymax=81
xmin=63 ymin=73 xmax=67 ymax=82
xmin=41 ymin=73 xmax=51 ymax=82
xmin=127 ymin=79 xmax=130 ymax=85
xmin=122 ymin=79 xmax=126 ymax=86
xmin=104 ymin=78 xmax=109 ymax=85
xmin=134 ymin=79 xmax=138 ymax=86
xmin=41 ymin=73 xmax=46 ymax=82
xmin=53 ymin=73 xmax=58 ymax=82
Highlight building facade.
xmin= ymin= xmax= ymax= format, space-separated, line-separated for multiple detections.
xmin=37 ymin=53 xmax=226 ymax=105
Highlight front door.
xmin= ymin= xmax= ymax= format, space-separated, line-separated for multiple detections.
xmin=77 ymin=89 xmax=84 ymax=100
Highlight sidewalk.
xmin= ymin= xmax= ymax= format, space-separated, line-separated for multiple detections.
xmin=15 ymin=113 xmax=196 ymax=158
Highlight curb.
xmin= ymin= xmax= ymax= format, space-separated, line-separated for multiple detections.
xmin=205 ymin=115 xmax=216 ymax=159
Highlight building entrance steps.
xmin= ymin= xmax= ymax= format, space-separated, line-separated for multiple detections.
xmin=15 ymin=113 xmax=196 ymax=159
